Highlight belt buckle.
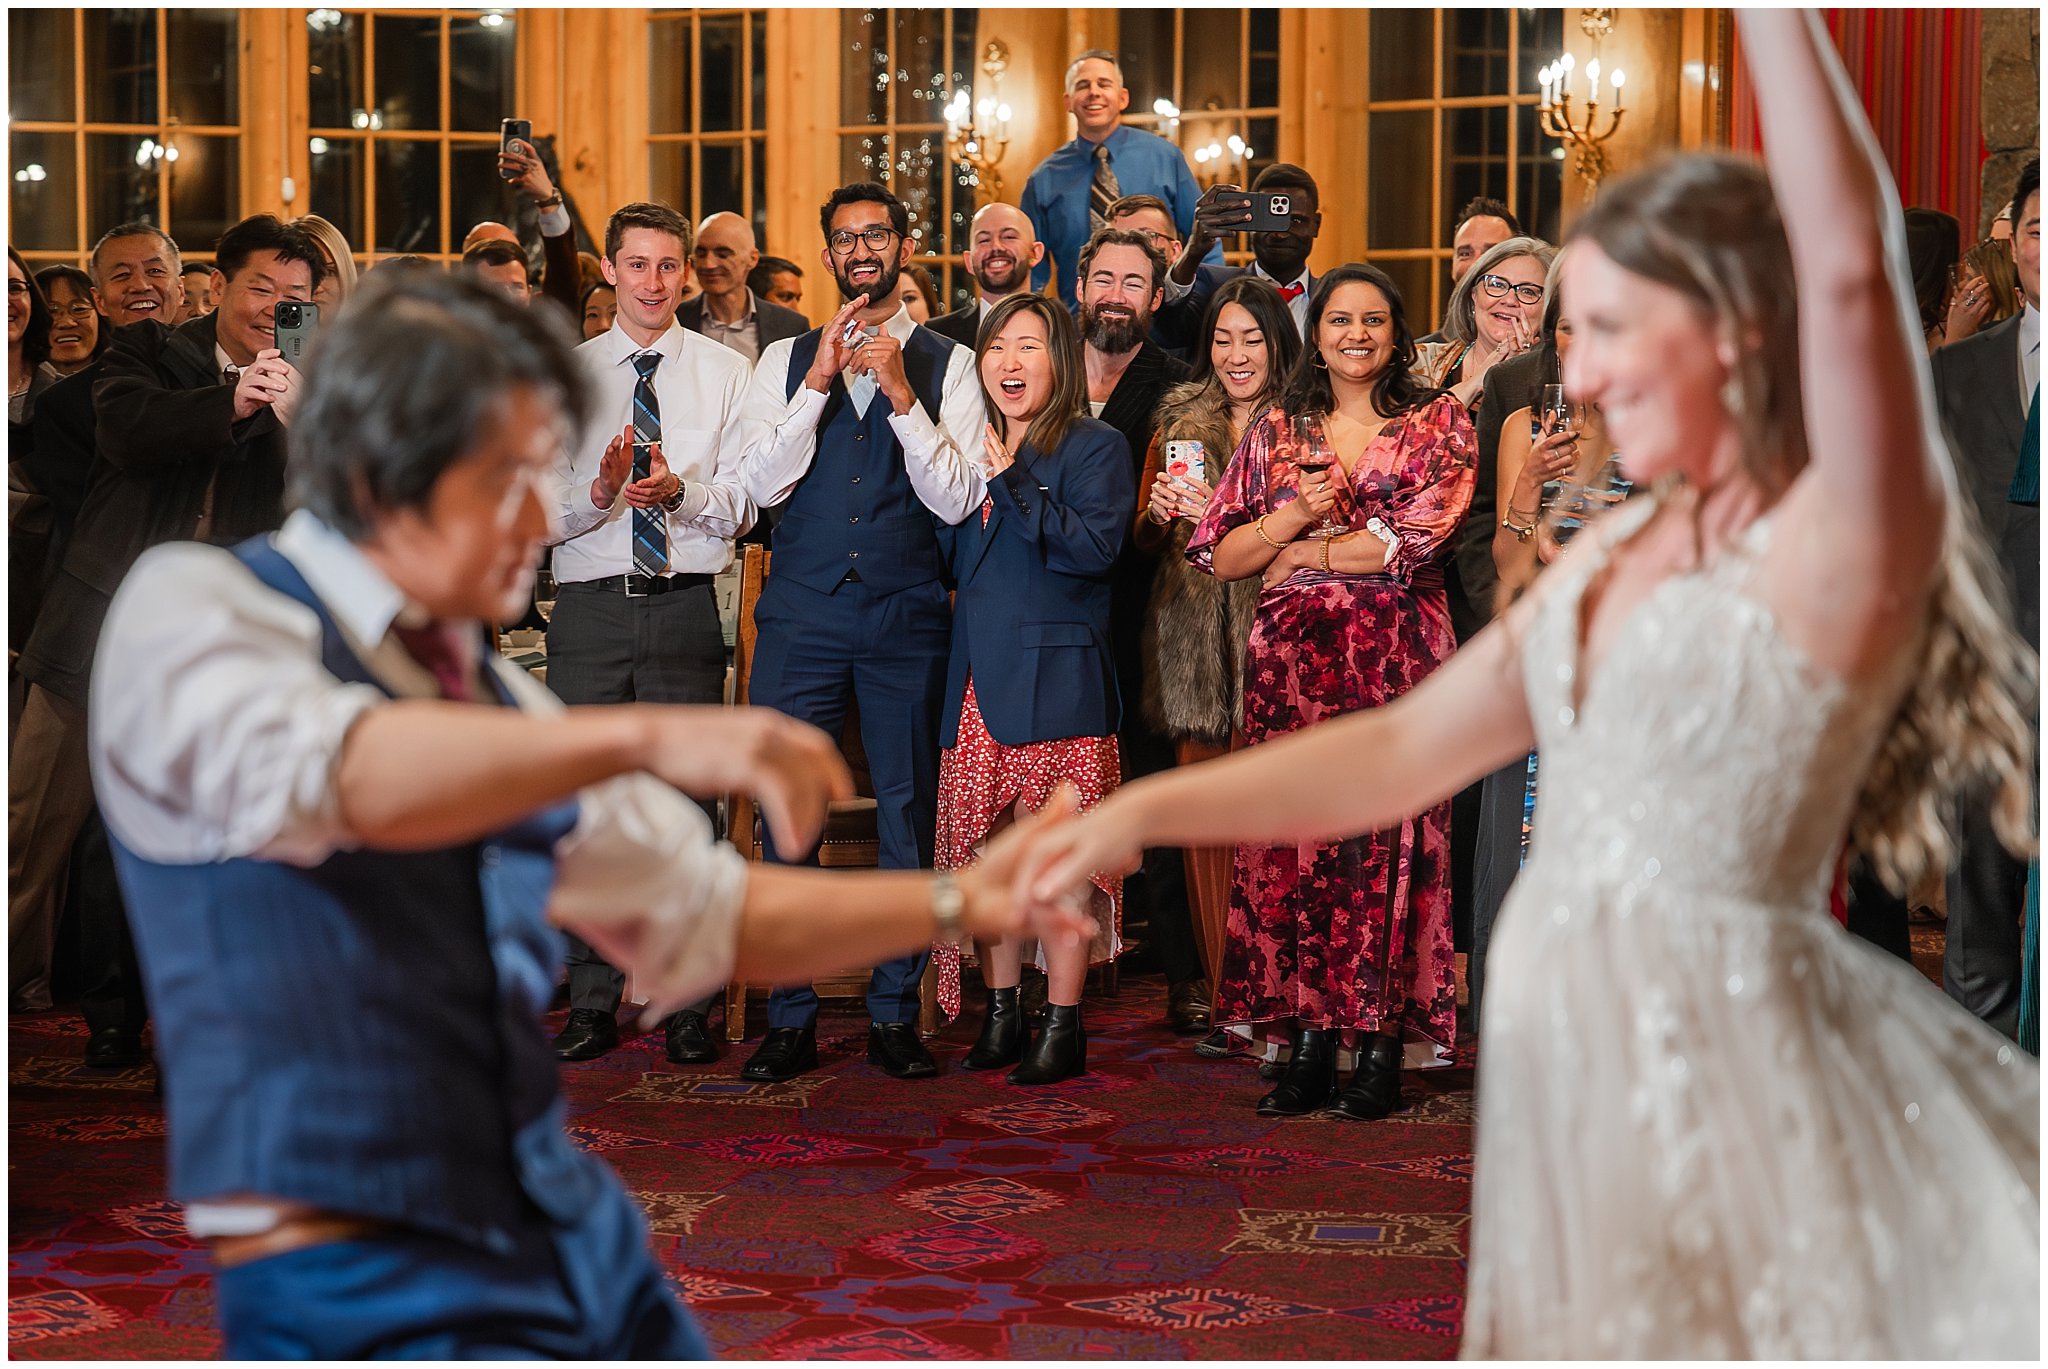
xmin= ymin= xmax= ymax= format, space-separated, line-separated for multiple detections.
xmin=623 ymin=573 xmax=652 ymax=598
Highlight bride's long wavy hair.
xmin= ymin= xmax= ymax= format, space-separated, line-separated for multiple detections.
xmin=1573 ymin=154 xmax=2036 ymax=892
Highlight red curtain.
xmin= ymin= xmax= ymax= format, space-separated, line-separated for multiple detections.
xmin=1730 ymin=9 xmax=1986 ymax=236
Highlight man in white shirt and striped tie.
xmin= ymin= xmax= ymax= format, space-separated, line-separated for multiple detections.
xmin=544 ymin=202 xmax=756 ymax=1064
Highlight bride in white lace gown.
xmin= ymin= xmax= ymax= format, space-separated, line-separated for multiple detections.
xmin=1009 ymin=10 xmax=2038 ymax=1358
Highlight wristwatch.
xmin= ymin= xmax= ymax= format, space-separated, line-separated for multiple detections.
xmin=930 ymin=872 xmax=967 ymax=945
xmin=533 ymin=193 xmax=564 ymax=210
xmin=660 ymin=479 xmax=689 ymax=514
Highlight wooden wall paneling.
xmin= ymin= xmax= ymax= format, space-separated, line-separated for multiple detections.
xmin=1301 ymin=8 xmax=1369 ymax=275
xmin=764 ymin=7 xmax=840 ymax=325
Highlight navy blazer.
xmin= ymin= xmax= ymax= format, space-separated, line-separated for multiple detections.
xmin=939 ymin=416 xmax=1134 ymax=748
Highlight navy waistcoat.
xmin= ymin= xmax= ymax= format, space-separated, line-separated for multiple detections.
xmin=771 ymin=325 xmax=955 ymax=594
xmin=108 ymin=537 xmax=604 ymax=1254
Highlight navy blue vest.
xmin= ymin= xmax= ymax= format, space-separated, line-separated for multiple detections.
xmin=772 ymin=325 xmax=955 ymax=595
xmin=108 ymin=538 xmax=605 ymax=1254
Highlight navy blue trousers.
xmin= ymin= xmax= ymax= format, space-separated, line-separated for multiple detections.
xmin=214 ymin=1184 xmax=707 ymax=1359
xmin=746 ymin=574 xmax=948 ymax=1027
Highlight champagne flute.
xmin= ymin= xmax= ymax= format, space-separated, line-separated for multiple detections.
xmin=1287 ymin=410 xmax=1343 ymax=538
xmin=1533 ymin=383 xmax=1577 ymax=509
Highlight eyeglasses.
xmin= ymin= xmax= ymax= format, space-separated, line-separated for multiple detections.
xmin=1126 ymin=228 xmax=1180 ymax=249
xmin=827 ymin=225 xmax=901 ymax=256
xmin=5 ymin=280 xmax=29 ymax=297
xmin=1478 ymin=273 xmax=1544 ymax=306
xmin=51 ymin=302 xmax=98 ymax=321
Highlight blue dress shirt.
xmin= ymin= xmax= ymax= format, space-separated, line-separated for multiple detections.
xmin=1020 ymin=124 xmax=1222 ymax=311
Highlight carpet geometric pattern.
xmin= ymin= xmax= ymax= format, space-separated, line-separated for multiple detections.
xmin=10 ymin=976 xmax=1475 ymax=1358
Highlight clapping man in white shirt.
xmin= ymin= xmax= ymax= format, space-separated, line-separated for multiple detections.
xmin=88 ymin=268 xmax=1086 ymax=1359
xmin=545 ymin=202 xmax=757 ymax=1065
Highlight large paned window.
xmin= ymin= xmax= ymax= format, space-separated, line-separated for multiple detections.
xmin=647 ymin=10 xmax=770 ymax=248
xmin=1116 ymin=9 xmax=1281 ymax=197
xmin=303 ymin=7 xmax=519 ymax=265
xmin=9 ymin=8 xmax=243 ymax=269
xmin=839 ymin=8 xmax=980 ymax=312
xmin=1364 ymin=8 xmax=1565 ymax=327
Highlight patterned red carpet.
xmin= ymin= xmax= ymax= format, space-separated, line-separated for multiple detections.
xmin=10 ymin=976 xmax=1475 ymax=1359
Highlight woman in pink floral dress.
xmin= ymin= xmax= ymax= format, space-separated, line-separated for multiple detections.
xmin=1186 ymin=263 xmax=1475 ymax=1120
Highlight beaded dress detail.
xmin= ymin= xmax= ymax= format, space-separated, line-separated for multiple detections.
xmin=1461 ymin=494 xmax=2040 ymax=1358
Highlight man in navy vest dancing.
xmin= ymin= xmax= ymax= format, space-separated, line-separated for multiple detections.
xmin=736 ymin=183 xmax=988 ymax=1082
xmin=85 ymin=270 xmax=1076 ymax=1358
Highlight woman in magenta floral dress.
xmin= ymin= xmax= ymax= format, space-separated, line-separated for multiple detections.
xmin=1185 ymin=263 xmax=1475 ymax=1120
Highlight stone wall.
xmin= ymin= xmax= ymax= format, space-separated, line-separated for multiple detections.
xmin=1980 ymin=7 xmax=2040 ymax=234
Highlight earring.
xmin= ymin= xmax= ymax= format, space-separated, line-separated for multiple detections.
xmin=1719 ymin=375 xmax=1746 ymax=419
xmin=1312 ymin=351 xmax=1329 ymax=369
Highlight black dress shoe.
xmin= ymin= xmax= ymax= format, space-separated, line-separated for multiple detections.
xmin=1193 ymin=1027 xmax=1234 ymax=1059
xmin=1165 ymin=978 xmax=1213 ymax=1034
xmin=552 ymin=1008 xmax=618 ymax=1061
xmin=664 ymin=1010 xmax=718 ymax=1065
xmin=1256 ymin=1025 xmax=1338 ymax=1116
xmin=1329 ymin=1032 xmax=1405 ymax=1121
xmin=84 ymin=1027 xmax=146 ymax=1070
xmin=1008 ymin=1003 xmax=1087 ymax=1085
xmin=867 ymin=1021 xmax=939 ymax=1079
xmin=741 ymin=1026 xmax=818 ymax=1082
xmin=962 ymin=986 xmax=1025 ymax=1070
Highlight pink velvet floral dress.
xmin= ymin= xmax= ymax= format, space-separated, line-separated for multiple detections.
xmin=1185 ymin=395 xmax=1476 ymax=1061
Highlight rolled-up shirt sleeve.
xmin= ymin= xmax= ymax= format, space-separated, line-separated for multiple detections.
xmin=89 ymin=543 xmax=386 ymax=868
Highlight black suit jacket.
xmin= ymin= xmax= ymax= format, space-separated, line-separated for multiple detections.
xmin=676 ymin=291 xmax=809 ymax=353
xmin=1932 ymin=313 xmax=2036 ymax=645
xmin=1446 ymin=342 xmax=1558 ymax=640
xmin=928 ymin=302 xmax=983 ymax=349
xmin=19 ymin=313 xmax=289 ymax=705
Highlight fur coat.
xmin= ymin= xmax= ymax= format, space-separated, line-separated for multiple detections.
xmin=1140 ymin=380 xmax=1262 ymax=747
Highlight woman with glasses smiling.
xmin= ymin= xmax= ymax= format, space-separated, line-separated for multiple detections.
xmin=34 ymin=266 xmax=105 ymax=378
xmin=1415 ymin=236 xmax=1557 ymax=410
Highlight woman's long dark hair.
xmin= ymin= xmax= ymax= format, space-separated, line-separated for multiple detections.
xmin=976 ymin=291 xmax=1088 ymax=459
xmin=1282 ymin=263 xmax=1437 ymax=420
xmin=9 ymin=246 xmax=53 ymax=369
xmin=1184 ymin=274 xmax=1301 ymax=412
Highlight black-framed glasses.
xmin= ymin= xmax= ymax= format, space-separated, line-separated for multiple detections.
xmin=827 ymin=225 xmax=902 ymax=256
xmin=1478 ymin=273 xmax=1544 ymax=306
xmin=5 ymin=280 xmax=30 ymax=297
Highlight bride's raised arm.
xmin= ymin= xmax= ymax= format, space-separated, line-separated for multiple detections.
xmin=1738 ymin=9 xmax=1947 ymax=597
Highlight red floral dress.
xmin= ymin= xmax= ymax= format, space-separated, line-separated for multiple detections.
xmin=1185 ymin=397 xmax=1476 ymax=1056
xmin=932 ymin=502 xmax=1124 ymax=1019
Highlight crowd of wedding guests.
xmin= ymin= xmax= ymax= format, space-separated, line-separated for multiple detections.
xmin=9 ymin=47 xmax=2038 ymax=1120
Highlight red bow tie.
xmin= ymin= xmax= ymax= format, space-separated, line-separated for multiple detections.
xmin=1278 ymin=281 xmax=1306 ymax=302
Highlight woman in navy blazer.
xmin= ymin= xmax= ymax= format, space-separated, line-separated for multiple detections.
xmin=935 ymin=292 xmax=1134 ymax=1085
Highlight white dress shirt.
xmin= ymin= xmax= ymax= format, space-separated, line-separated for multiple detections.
xmin=549 ymin=320 xmax=756 ymax=579
xmin=1163 ymin=262 xmax=1311 ymax=335
xmin=2020 ymin=302 xmax=2039 ymax=403
xmin=737 ymin=303 xmax=986 ymax=523
xmin=89 ymin=510 xmax=748 ymax=1007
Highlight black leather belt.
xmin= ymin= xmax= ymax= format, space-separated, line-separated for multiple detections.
xmin=569 ymin=572 xmax=714 ymax=597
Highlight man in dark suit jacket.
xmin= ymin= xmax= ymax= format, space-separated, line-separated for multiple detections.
xmin=1076 ymin=227 xmax=1209 ymax=1030
xmin=1931 ymin=160 xmax=2038 ymax=1039
xmin=8 ymin=215 xmax=322 ymax=1057
xmin=678 ymin=212 xmax=809 ymax=364
xmin=1154 ymin=164 xmax=1324 ymax=356
xmin=928 ymin=202 xmax=1046 ymax=351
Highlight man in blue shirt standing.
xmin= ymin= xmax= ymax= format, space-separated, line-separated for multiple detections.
xmin=1021 ymin=50 xmax=1219 ymax=313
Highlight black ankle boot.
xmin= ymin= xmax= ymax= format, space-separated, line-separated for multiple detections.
xmin=1256 ymin=1025 xmax=1338 ymax=1116
xmin=962 ymin=986 xmax=1025 ymax=1070
xmin=1329 ymin=1032 xmax=1404 ymax=1121
xmin=1007 ymin=1003 xmax=1086 ymax=1085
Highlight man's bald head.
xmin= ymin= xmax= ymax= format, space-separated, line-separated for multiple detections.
xmin=462 ymin=221 xmax=519 ymax=255
xmin=693 ymin=212 xmax=760 ymax=306
xmin=966 ymin=202 xmax=1043 ymax=299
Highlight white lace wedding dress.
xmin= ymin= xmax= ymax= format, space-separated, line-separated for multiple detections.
xmin=1462 ymin=494 xmax=2040 ymax=1358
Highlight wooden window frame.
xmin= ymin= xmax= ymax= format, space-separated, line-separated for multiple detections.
xmin=11 ymin=9 xmax=246 ymax=270
xmin=644 ymin=9 xmax=769 ymax=242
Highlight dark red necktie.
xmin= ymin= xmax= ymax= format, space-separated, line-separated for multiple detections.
xmin=391 ymin=623 xmax=473 ymax=703
xmin=1278 ymin=281 xmax=1306 ymax=302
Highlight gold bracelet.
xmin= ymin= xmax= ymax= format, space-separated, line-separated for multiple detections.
xmin=1254 ymin=515 xmax=1285 ymax=549
xmin=1317 ymin=536 xmax=1333 ymax=572
xmin=1500 ymin=513 xmax=1536 ymax=543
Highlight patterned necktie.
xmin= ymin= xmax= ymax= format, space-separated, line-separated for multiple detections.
xmin=1088 ymin=142 xmax=1121 ymax=233
xmin=2011 ymin=383 xmax=2039 ymax=507
xmin=630 ymin=351 xmax=669 ymax=577
xmin=391 ymin=622 xmax=472 ymax=703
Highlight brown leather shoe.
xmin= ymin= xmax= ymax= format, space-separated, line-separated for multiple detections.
xmin=1165 ymin=978 xmax=1213 ymax=1035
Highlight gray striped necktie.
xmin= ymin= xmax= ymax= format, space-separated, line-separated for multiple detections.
xmin=630 ymin=351 xmax=668 ymax=577
xmin=1089 ymin=142 xmax=1121 ymax=233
